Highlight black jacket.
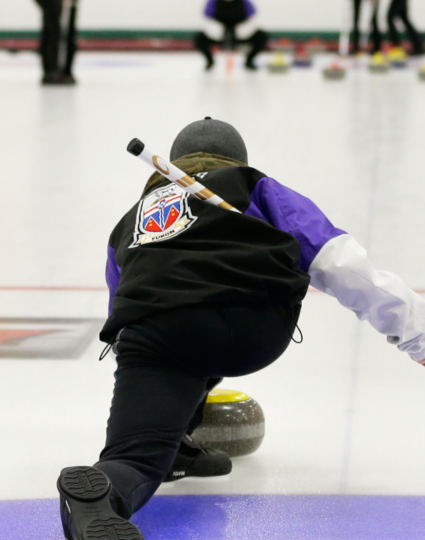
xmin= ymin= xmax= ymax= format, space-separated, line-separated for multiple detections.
xmin=100 ymin=154 xmax=310 ymax=343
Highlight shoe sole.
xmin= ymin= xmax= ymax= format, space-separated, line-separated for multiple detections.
xmin=58 ymin=466 xmax=143 ymax=540
xmin=85 ymin=518 xmax=142 ymax=540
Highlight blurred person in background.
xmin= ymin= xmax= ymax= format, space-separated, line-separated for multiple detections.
xmin=34 ymin=0 xmax=79 ymax=85
xmin=352 ymin=0 xmax=382 ymax=54
xmin=195 ymin=0 xmax=269 ymax=70
xmin=387 ymin=0 xmax=424 ymax=56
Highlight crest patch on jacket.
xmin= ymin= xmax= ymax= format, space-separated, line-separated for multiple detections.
xmin=130 ymin=185 xmax=198 ymax=247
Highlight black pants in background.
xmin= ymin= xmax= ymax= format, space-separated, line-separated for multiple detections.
xmin=95 ymin=302 xmax=298 ymax=518
xmin=195 ymin=27 xmax=269 ymax=67
xmin=387 ymin=0 xmax=424 ymax=54
xmin=35 ymin=0 xmax=78 ymax=75
xmin=352 ymin=0 xmax=382 ymax=53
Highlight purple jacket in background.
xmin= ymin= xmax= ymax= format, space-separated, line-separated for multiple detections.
xmin=204 ymin=0 xmax=256 ymax=19
xmin=245 ymin=177 xmax=346 ymax=272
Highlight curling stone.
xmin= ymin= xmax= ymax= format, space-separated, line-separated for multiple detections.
xmin=322 ymin=61 xmax=346 ymax=80
xmin=193 ymin=389 xmax=265 ymax=457
xmin=388 ymin=46 xmax=407 ymax=68
xmin=267 ymin=53 xmax=290 ymax=74
xmin=292 ymin=48 xmax=313 ymax=68
xmin=418 ymin=64 xmax=425 ymax=81
xmin=368 ymin=52 xmax=389 ymax=73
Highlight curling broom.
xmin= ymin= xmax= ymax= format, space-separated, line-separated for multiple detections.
xmin=127 ymin=138 xmax=241 ymax=213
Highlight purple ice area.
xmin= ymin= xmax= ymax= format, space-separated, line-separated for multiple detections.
xmin=2 ymin=495 xmax=425 ymax=540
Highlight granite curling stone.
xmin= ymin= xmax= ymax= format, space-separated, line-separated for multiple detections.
xmin=388 ymin=46 xmax=407 ymax=68
xmin=322 ymin=62 xmax=346 ymax=80
xmin=267 ymin=53 xmax=290 ymax=74
xmin=368 ymin=52 xmax=389 ymax=73
xmin=292 ymin=49 xmax=313 ymax=68
xmin=193 ymin=389 xmax=265 ymax=457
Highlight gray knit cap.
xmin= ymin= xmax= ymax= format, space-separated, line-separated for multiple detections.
xmin=170 ymin=117 xmax=248 ymax=164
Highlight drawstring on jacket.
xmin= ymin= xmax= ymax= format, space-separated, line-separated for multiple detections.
xmin=287 ymin=307 xmax=304 ymax=344
xmin=99 ymin=328 xmax=125 ymax=361
xmin=99 ymin=341 xmax=113 ymax=361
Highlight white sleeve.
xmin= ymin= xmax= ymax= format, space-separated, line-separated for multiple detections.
xmin=308 ymin=234 xmax=425 ymax=362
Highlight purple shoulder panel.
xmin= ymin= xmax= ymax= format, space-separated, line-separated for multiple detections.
xmin=245 ymin=177 xmax=346 ymax=272
xmin=243 ymin=0 xmax=256 ymax=18
xmin=204 ymin=0 xmax=217 ymax=17
xmin=106 ymin=245 xmax=122 ymax=317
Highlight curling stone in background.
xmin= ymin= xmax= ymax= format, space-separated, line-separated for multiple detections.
xmin=193 ymin=389 xmax=265 ymax=457
xmin=368 ymin=52 xmax=389 ymax=73
xmin=419 ymin=64 xmax=425 ymax=81
xmin=388 ymin=46 xmax=407 ymax=68
xmin=322 ymin=61 xmax=346 ymax=80
xmin=292 ymin=47 xmax=313 ymax=68
xmin=267 ymin=52 xmax=290 ymax=74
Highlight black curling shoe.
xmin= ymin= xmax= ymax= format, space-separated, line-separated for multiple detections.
xmin=163 ymin=433 xmax=232 ymax=482
xmin=57 ymin=466 xmax=144 ymax=540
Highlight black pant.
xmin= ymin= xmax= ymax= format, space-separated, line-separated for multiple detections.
xmin=194 ymin=28 xmax=269 ymax=66
xmin=35 ymin=0 xmax=78 ymax=75
xmin=212 ymin=0 xmax=249 ymax=27
xmin=95 ymin=302 xmax=298 ymax=518
xmin=387 ymin=0 xmax=424 ymax=53
xmin=352 ymin=0 xmax=382 ymax=53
